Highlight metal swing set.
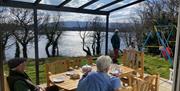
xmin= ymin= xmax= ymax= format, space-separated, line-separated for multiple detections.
xmin=142 ymin=24 xmax=176 ymax=66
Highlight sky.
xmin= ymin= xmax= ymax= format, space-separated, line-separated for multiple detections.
xmin=13 ymin=0 xmax=144 ymax=22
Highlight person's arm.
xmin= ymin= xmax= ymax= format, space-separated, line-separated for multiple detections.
xmin=114 ymin=88 xmax=119 ymax=91
xmin=14 ymin=80 xmax=31 ymax=91
xmin=110 ymin=77 xmax=121 ymax=91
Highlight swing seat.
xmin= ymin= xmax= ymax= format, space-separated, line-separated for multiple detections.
xmin=160 ymin=47 xmax=172 ymax=60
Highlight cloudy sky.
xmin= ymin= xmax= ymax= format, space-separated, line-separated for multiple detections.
xmin=14 ymin=0 xmax=144 ymax=22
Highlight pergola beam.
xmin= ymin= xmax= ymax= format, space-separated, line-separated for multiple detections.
xmin=0 ymin=0 xmax=7 ymax=2
xmin=57 ymin=0 xmax=71 ymax=8
xmin=0 ymin=1 xmax=109 ymax=15
xmin=34 ymin=0 xmax=41 ymax=4
xmin=109 ymin=0 xmax=145 ymax=13
xmin=78 ymin=0 xmax=98 ymax=9
xmin=95 ymin=0 xmax=123 ymax=11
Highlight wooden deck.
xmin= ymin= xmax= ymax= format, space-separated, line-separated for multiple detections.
xmin=159 ymin=78 xmax=172 ymax=91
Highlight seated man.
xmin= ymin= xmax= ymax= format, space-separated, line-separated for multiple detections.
xmin=77 ymin=55 xmax=121 ymax=91
xmin=7 ymin=58 xmax=43 ymax=91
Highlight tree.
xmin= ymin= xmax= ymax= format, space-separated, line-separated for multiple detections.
xmin=129 ymin=17 xmax=145 ymax=51
xmin=77 ymin=21 xmax=92 ymax=56
xmin=0 ymin=8 xmax=12 ymax=60
xmin=116 ymin=23 xmax=134 ymax=48
xmin=139 ymin=0 xmax=179 ymax=29
xmin=10 ymin=8 xmax=34 ymax=58
xmin=89 ymin=17 xmax=105 ymax=56
xmin=77 ymin=17 xmax=105 ymax=56
xmin=42 ymin=13 xmax=64 ymax=57
xmin=134 ymin=0 xmax=179 ymax=52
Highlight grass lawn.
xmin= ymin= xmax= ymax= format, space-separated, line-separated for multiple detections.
xmin=3 ymin=54 xmax=171 ymax=84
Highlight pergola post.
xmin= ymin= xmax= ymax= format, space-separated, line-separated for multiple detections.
xmin=33 ymin=7 xmax=39 ymax=85
xmin=0 ymin=34 xmax=4 ymax=91
xmin=172 ymin=6 xmax=180 ymax=91
xmin=105 ymin=14 xmax=109 ymax=55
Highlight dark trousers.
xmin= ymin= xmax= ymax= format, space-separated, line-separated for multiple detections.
xmin=113 ymin=49 xmax=118 ymax=64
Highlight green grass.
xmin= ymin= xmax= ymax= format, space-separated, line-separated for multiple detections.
xmin=3 ymin=55 xmax=171 ymax=84
xmin=143 ymin=55 xmax=171 ymax=79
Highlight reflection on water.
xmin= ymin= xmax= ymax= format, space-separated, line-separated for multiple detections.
xmin=5 ymin=31 xmax=126 ymax=59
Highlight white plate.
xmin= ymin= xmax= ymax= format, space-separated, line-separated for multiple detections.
xmin=110 ymin=70 xmax=121 ymax=75
xmin=66 ymin=71 xmax=74 ymax=75
xmin=53 ymin=77 xmax=64 ymax=83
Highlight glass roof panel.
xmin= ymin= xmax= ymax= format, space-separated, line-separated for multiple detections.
xmin=12 ymin=0 xmax=36 ymax=3
xmin=85 ymin=0 xmax=113 ymax=10
xmin=101 ymin=0 xmax=137 ymax=11
xmin=64 ymin=0 xmax=91 ymax=8
xmin=12 ymin=0 xmax=138 ymax=10
xmin=40 ymin=0 xmax=65 ymax=6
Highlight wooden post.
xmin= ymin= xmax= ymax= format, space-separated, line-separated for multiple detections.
xmin=140 ymin=52 xmax=144 ymax=79
xmin=0 ymin=32 xmax=4 ymax=91
xmin=122 ymin=49 xmax=127 ymax=65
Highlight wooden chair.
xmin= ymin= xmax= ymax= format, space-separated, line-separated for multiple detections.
xmin=87 ymin=56 xmax=93 ymax=65
xmin=132 ymin=77 xmax=150 ymax=91
xmin=4 ymin=74 xmax=10 ymax=91
xmin=67 ymin=58 xmax=82 ymax=69
xmin=45 ymin=60 xmax=68 ymax=86
xmin=122 ymin=49 xmax=144 ymax=78
xmin=74 ymin=58 xmax=82 ymax=67
xmin=132 ymin=74 xmax=159 ymax=91
xmin=144 ymin=74 xmax=159 ymax=91
xmin=68 ymin=60 xmax=76 ymax=68
xmin=119 ymin=86 xmax=133 ymax=91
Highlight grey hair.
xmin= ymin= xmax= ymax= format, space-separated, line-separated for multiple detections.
xmin=96 ymin=55 xmax=112 ymax=72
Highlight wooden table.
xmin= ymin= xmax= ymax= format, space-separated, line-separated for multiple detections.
xmin=49 ymin=65 xmax=134 ymax=91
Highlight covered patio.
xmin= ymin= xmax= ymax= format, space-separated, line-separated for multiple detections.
xmin=0 ymin=0 xmax=180 ymax=91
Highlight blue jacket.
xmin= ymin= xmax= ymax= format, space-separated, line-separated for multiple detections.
xmin=77 ymin=71 xmax=121 ymax=91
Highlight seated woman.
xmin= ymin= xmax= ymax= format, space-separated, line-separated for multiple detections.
xmin=77 ymin=55 xmax=121 ymax=91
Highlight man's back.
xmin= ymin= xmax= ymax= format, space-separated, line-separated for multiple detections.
xmin=77 ymin=72 xmax=113 ymax=91
xmin=111 ymin=33 xmax=120 ymax=49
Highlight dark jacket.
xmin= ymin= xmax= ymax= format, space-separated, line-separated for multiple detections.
xmin=7 ymin=70 xmax=38 ymax=91
xmin=111 ymin=33 xmax=120 ymax=49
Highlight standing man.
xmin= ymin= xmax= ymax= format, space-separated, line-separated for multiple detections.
xmin=111 ymin=29 xmax=120 ymax=64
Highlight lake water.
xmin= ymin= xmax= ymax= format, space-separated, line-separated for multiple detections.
xmin=5 ymin=31 xmax=126 ymax=60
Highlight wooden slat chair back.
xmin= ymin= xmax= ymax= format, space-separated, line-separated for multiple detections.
xmin=68 ymin=60 xmax=76 ymax=68
xmin=68 ymin=59 xmax=82 ymax=69
xmin=87 ymin=56 xmax=93 ymax=65
xmin=45 ymin=60 xmax=68 ymax=86
xmin=119 ymin=86 xmax=133 ymax=91
xmin=4 ymin=75 xmax=10 ymax=91
xmin=132 ymin=74 xmax=159 ymax=91
xmin=144 ymin=74 xmax=160 ymax=91
xmin=74 ymin=58 xmax=82 ymax=67
xmin=122 ymin=49 xmax=144 ymax=78
xmin=132 ymin=77 xmax=150 ymax=91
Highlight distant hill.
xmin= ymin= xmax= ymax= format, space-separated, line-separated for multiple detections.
xmin=45 ymin=21 xmax=133 ymax=32
xmin=64 ymin=21 xmax=132 ymax=31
